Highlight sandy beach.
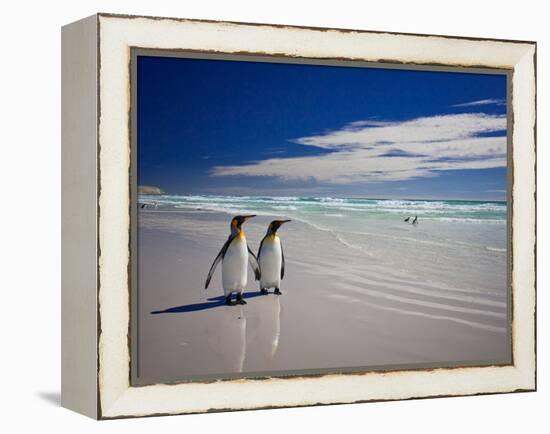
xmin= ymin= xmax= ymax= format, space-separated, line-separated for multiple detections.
xmin=136 ymin=200 xmax=510 ymax=384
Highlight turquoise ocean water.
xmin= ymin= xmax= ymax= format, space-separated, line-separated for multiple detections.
xmin=139 ymin=194 xmax=506 ymax=224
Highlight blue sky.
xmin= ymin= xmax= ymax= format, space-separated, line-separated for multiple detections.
xmin=137 ymin=55 xmax=507 ymax=200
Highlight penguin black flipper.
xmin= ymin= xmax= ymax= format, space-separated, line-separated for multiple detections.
xmin=247 ymin=246 xmax=261 ymax=280
xmin=280 ymin=240 xmax=285 ymax=280
xmin=257 ymin=235 xmax=267 ymax=261
xmin=205 ymin=235 xmax=234 ymax=289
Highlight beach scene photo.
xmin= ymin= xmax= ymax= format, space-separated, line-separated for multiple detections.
xmin=134 ymin=54 xmax=510 ymax=384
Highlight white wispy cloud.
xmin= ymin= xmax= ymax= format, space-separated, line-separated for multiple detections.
xmin=451 ymin=98 xmax=506 ymax=107
xmin=211 ymin=113 xmax=507 ymax=184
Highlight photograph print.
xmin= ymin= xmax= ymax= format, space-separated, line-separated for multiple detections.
xmin=133 ymin=52 xmax=510 ymax=384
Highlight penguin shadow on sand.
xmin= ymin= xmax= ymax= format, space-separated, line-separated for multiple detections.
xmin=150 ymin=291 xmax=264 ymax=314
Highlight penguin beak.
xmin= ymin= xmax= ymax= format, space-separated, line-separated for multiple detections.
xmin=242 ymin=215 xmax=256 ymax=221
xmin=277 ymin=219 xmax=291 ymax=226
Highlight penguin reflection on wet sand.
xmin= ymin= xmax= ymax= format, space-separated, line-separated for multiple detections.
xmin=205 ymin=215 xmax=261 ymax=306
xmin=258 ymin=220 xmax=291 ymax=295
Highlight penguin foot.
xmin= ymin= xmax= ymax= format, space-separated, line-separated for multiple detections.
xmin=274 ymin=288 xmax=282 ymax=295
xmin=236 ymin=293 xmax=247 ymax=305
xmin=260 ymin=288 xmax=269 ymax=295
xmin=225 ymin=295 xmax=236 ymax=306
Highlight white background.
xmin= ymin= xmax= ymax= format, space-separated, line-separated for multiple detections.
xmin=0 ymin=0 xmax=546 ymax=432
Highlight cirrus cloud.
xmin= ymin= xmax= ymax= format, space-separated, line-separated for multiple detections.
xmin=211 ymin=113 xmax=507 ymax=184
xmin=451 ymin=98 xmax=506 ymax=108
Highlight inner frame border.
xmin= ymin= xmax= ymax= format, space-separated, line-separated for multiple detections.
xmin=129 ymin=48 xmax=514 ymax=387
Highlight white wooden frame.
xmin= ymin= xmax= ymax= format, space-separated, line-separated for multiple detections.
xmin=61 ymin=13 xmax=536 ymax=419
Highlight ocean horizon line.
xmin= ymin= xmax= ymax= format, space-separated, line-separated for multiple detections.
xmin=139 ymin=192 xmax=507 ymax=204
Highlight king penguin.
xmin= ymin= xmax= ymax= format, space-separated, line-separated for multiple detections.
xmin=205 ymin=215 xmax=261 ymax=306
xmin=257 ymin=220 xmax=291 ymax=295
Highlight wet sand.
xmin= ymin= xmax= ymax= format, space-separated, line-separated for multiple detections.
xmin=136 ymin=209 xmax=510 ymax=384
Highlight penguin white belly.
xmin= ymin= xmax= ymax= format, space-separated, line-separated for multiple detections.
xmin=259 ymin=237 xmax=282 ymax=289
xmin=222 ymin=236 xmax=248 ymax=295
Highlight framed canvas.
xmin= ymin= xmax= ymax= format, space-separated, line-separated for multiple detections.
xmin=61 ymin=13 xmax=536 ymax=419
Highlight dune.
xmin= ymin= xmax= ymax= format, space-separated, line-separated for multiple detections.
xmin=138 ymin=185 xmax=164 ymax=194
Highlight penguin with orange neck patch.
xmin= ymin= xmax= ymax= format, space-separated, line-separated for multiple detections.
xmin=205 ymin=215 xmax=261 ymax=305
xmin=258 ymin=220 xmax=291 ymax=295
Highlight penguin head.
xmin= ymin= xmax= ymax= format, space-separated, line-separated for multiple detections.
xmin=267 ymin=219 xmax=291 ymax=234
xmin=231 ymin=215 xmax=256 ymax=231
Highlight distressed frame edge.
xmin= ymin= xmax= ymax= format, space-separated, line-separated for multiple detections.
xmin=95 ymin=11 xmax=537 ymax=46
xmin=61 ymin=13 xmax=100 ymax=420
xmin=94 ymin=14 xmax=537 ymax=419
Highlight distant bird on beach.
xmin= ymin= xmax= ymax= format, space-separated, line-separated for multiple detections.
xmin=258 ymin=220 xmax=291 ymax=295
xmin=404 ymin=216 xmax=411 ymax=222
xmin=205 ymin=215 xmax=261 ymax=306
xmin=412 ymin=215 xmax=418 ymax=225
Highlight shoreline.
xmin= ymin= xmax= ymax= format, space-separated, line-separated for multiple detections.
xmin=140 ymin=192 xmax=507 ymax=205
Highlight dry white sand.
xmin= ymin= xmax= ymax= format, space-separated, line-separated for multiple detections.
xmin=136 ymin=209 xmax=509 ymax=384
